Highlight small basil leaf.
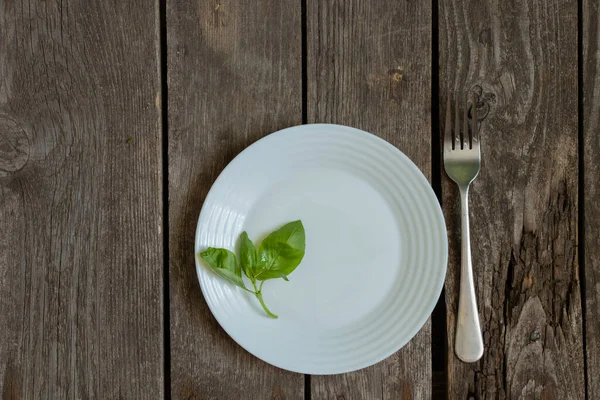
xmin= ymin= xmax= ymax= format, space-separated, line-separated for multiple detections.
xmin=199 ymin=247 xmax=246 ymax=289
xmin=278 ymin=272 xmax=289 ymax=281
xmin=257 ymin=220 xmax=305 ymax=280
xmin=239 ymin=231 xmax=258 ymax=280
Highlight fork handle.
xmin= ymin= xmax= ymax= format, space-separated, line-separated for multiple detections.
xmin=455 ymin=187 xmax=484 ymax=363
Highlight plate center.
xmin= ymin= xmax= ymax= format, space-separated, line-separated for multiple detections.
xmin=243 ymin=167 xmax=401 ymax=330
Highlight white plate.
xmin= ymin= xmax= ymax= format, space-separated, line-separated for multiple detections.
xmin=195 ymin=124 xmax=447 ymax=374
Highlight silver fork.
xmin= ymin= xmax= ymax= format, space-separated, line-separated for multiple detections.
xmin=444 ymin=95 xmax=484 ymax=363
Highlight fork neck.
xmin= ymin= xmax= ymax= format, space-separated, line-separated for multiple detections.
xmin=459 ymin=186 xmax=469 ymax=216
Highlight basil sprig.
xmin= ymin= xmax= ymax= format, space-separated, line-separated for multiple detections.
xmin=199 ymin=220 xmax=305 ymax=318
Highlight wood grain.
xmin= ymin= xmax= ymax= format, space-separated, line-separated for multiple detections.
xmin=439 ymin=0 xmax=583 ymax=398
xmin=0 ymin=0 xmax=163 ymax=398
xmin=583 ymin=0 xmax=600 ymax=397
xmin=167 ymin=0 xmax=304 ymax=398
xmin=307 ymin=1 xmax=432 ymax=399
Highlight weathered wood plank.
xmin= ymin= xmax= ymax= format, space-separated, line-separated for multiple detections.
xmin=167 ymin=0 xmax=304 ymax=398
xmin=0 ymin=0 xmax=163 ymax=398
xmin=583 ymin=0 xmax=600 ymax=397
xmin=440 ymin=0 xmax=583 ymax=398
xmin=307 ymin=1 xmax=432 ymax=399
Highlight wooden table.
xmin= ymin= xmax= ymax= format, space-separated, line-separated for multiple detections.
xmin=0 ymin=0 xmax=596 ymax=398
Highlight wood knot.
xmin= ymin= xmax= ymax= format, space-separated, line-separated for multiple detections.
xmin=388 ymin=66 xmax=406 ymax=103
xmin=479 ymin=28 xmax=492 ymax=46
xmin=469 ymin=85 xmax=495 ymax=121
xmin=388 ymin=66 xmax=404 ymax=82
xmin=0 ymin=115 xmax=29 ymax=177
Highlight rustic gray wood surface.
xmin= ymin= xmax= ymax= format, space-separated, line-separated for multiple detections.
xmin=440 ymin=0 xmax=584 ymax=398
xmin=1 ymin=0 xmax=597 ymax=398
xmin=584 ymin=0 xmax=600 ymax=398
xmin=307 ymin=0 xmax=433 ymax=399
xmin=166 ymin=0 xmax=304 ymax=398
xmin=0 ymin=0 xmax=163 ymax=398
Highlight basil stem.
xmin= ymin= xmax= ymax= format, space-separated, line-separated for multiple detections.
xmin=252 ymin=280 xmax=278 ymax=319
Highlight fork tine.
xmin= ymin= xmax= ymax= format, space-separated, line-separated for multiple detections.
xmin=463 ymin=94 xmax=469 ymax=150
xmin=471 ymin=93 xmax=479 ymax=149
xmin=445 ymin=96 xmax=453 ymax=151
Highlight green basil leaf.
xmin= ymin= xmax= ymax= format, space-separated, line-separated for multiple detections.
xmin=199 ymin=247 xmax=246 ymax=289
xmin=239 ymin=231 xmax=258 ymax=280
xmin=257 ymin=220 xmax=305 ymax=280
